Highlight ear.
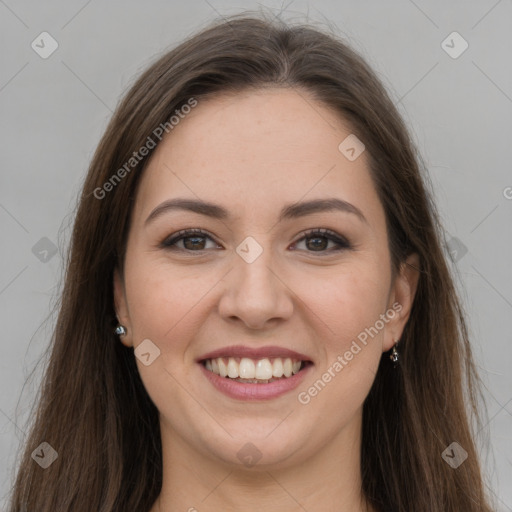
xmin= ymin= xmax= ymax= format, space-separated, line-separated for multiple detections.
xmin=113 ymin=267 xmax=133 ymax=347
xmin=383 ymin=252 xmax=420 ymax=352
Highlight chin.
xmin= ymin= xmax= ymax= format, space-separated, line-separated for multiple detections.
xmin=198 ymin=421 xmax=311 ymax=470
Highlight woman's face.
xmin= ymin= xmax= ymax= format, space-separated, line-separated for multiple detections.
xmin=114 ymin=88 xmax=418 ymax=470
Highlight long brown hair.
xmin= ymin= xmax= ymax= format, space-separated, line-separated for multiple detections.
xmin=7 ymin=12 xmax=494 ymax=511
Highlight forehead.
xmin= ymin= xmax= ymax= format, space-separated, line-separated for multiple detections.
xmin=132 ymin=88 xmax=385 ymax=231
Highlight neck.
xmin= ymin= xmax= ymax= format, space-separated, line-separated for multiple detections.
xmin=151 ymin=412 xmax=375 ymax=512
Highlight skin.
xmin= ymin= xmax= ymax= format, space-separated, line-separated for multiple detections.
xmin=114 ymin=88 xmax=419 ymax=512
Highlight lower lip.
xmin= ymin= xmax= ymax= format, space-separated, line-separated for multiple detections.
xmin=198 ymin=362 xmax=313 ymax=401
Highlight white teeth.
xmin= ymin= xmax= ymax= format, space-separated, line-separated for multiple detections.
xmin=283 ymin=358 xmax=293 ymax=377
xmin=218 ymin=358 xmax=228 ymax=377
xmin=203 ymin=356 xmax=305 ymax=380
xmin=272 ymin=358 xmax=284 ymax=377
xmin=255 ymin=358 xmax=273 ymax=379
xmin=227 ymin=357 xmax=238 ymax=378
xmin=239 ymin=358 xmax=256 ymax=378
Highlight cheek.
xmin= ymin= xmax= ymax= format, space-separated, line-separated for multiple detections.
xmin=124 ymin=255 xmax=216 ymax=341
xmin=122 ymin=258 xmax=214 ymax=406
xmin=295 ymin=262 xmax=389 ymax=346
xmin=294 ymin=263 xmax=388 ymax=406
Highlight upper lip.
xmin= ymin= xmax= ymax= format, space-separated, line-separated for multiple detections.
xmin=196 ymin=345 xmax=313 ymax=362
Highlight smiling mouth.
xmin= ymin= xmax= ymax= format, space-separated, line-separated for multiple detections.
xmin=201 ymin=356 xmax=312 ymax=384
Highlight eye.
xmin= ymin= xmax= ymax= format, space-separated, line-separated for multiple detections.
xmin=160 ymin=229 xmax=221 ymax=251
xmin=160 ymin=228 xmax=351 ymax=254
xmin=291 ymin=228 xmax=351 ymax=253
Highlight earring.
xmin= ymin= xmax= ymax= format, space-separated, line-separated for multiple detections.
xmin=114 ymin=325 xmax=127 ymax=336
xmin=389 ymin=339 xmax=399 ymax=368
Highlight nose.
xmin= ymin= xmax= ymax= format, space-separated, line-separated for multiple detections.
xmin=217 ymin=244 xmax=294 ymax=330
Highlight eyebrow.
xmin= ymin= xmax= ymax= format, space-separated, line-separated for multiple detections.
xmin=145 ymin=197 xmax=368 ymax=226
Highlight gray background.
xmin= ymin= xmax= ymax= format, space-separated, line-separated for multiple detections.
xmin=0 ymin=0 xmax=511 ymax=509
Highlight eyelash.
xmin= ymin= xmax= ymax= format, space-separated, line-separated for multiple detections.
xmin=160 ymin=228 xmax=351 ymax=254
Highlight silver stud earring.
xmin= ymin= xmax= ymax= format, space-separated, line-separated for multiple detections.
xmin=114 ymin=325 xmax=127 ymax=336
xmin=389 ymin=339 xmax=399 ymax=368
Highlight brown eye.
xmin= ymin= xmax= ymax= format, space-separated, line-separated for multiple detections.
xmin=292 ymin=229 xmax=351 ymax=253
xmin=305 ymin=235 xmax=330 ymax=251
xmin=182 ymin=235 xmax=207 ymax=250
xmin=161 ymin=229 xmax=220 ymax=251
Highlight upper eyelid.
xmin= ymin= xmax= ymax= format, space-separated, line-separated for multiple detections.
xmin=160 ymin=228 xmax=221 ymax=250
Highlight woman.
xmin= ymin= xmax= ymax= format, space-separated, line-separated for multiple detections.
xmin=7 ymin=13 xmax=494 ymax=512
